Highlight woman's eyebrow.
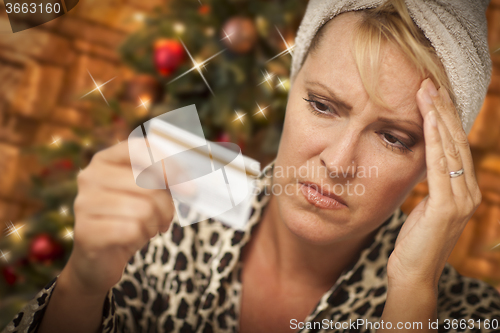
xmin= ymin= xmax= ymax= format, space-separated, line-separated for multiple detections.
xmin=304 ymin=80 xmax=353 ymax=111
xmin=305 ymin=80 xmax=423 ymax=132
xmin=377 ymin=117 xmax=423 ymax=131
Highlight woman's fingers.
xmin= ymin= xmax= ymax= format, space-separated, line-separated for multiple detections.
xmin=78 ymin=160 xmax=174 ymax=233
xmin=75 ymin=190 xmax=166 ymax=232
xmin=427 ymin=106 xmax=467 ymax=198
xmin=418 ymin=80 xmax=469 ymax=198
xmin=434 ymin=87 xmax=474 ymax=173
xmin=432 ymin=85 xmax=480 ymax=202
xmin=422 ymin=109 xmax=453 ymax=204
xmin=436 ymin=115 xmax=467 ymax=198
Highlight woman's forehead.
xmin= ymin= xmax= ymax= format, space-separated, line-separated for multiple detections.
xmin=303 ymin=13 xmax=423 ymax=116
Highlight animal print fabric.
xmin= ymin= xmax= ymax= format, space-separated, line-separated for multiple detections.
xmin=2 ymin=161 xmax=500 ymax=333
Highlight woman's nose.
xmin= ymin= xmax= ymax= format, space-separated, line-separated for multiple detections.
xmin=319 ymin=131 xmax=359 ymax=179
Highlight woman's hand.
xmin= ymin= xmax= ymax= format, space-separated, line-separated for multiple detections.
xmin=63 ymin=140 xmax=174 ymax=296
xmin=387 ymin=78 xmax=482 ymax=291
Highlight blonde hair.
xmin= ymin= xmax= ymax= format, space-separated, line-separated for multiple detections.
xmin=309 ymin=0 xmax=454 ymax=108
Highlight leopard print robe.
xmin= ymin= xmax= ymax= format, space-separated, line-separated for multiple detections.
xmin=3 ymin=162 xmax=500 ymax=333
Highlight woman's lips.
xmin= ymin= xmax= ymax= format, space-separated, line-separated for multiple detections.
xmin=299 ymin=182 xmax=348 ymax=210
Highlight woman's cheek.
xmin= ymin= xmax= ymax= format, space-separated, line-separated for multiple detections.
xmin=279 ymin=113 xmax=305 ymax=159
xmin=362 ymin=163 xmax=419 ymax=209
xmin=283 ymin=108 xmax=325 ymax=158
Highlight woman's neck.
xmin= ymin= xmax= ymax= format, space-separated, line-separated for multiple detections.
xmin=246 ymin=195 xmax=378 ymax=289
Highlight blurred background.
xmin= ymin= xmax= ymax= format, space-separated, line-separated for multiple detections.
xmin=0 ymin=0 xmax=498 ymax=329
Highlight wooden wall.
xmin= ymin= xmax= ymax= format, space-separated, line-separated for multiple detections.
xmin=0 ymin=0 xmax=163 ymax=222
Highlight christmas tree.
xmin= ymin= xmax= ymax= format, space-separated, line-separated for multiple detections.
xmin=120 ymin=0 xmax=307 ymax=163
xmin=0 ymin=94 xmax=138 ymax=327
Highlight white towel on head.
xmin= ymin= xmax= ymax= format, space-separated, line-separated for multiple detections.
xmin=290 ymin=0 xmax=492 ymax=134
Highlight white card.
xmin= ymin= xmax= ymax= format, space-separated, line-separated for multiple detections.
xmin=128 ymin=105 xmax=260 ymax=230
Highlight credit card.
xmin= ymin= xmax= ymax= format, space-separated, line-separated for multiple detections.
xmin=128 ymin=104 xmax=260 ymax=230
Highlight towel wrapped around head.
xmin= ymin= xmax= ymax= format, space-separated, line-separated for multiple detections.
xmin=290 ymin=0 xmax=492 ymax=135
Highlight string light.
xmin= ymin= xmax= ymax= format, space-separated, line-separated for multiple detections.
xmin=232 ymin=110 xmax=246 ymax=124
xmin=63 ymin=227 xmax=74 ymax=240
xmin=133 ymin=12 xmax=145 ymax=22
xmin=80 ymin=70 xmax=116 ymax=106
xmin=167 ymin=38 xmax=226 ymax=97
xmin=253 ymin=102 xmax=269 ymax=119
xmin=173 ymin=22 xmax=185 ymax=34
xmin=220 ymin=29 xmax=234 ymax=44
xmin=59 ymin=205 xmax=69 ymax=216
xmin=275 ymin=77 xmax=289 ymax=91
xmin=136 ymin=96 xmax=150 ymax=111
xmin=50 ymin=135 xmax=61 ymax=147
xmin=4 ymin=221 xmax=24 ymax=240
xmin=258 ymin=70 xmax=275 ymax=88
xmin=0 ymin=250 xmax=10 ymax=263
xmin=266 ymin=26 xmax=295 ymax=63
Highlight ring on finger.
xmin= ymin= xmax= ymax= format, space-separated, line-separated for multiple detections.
xmin=449 ymin=168 xmax=465 ymax=178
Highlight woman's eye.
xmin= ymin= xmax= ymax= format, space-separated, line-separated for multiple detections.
xmin=313 ymin=101 xmax=329 ymax=112
xmin=379 ymin=132 xmax=413 ymax=153
xmin=384 ymin=133 xmax=399 ymax=144
xmin=303 ymin=97 xmax=333 ymax=115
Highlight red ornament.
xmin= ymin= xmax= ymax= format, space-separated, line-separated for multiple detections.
xmin=40 ymin=167 xmax=50 ymax=177
xmin=221 ymin=17 xmax=258 ymax=54
xmin=29 ymin=234 xmax=64 ymax=263
xmin=198 ymin=4 xmax=210 ymax=15
xmin=237 ymin=137 xmax=246 ymax=153
xmin=154 ymin=39 xmax=185 ymax=77
xmin=2 ymin=266 xmax=17 ymax=286
xmin=111 ymin=114 xmax=126 ymax=125
xmin=53 ymin=159 xmax=73 ymax=171
xmin=216 ymin=132 xmax=231 ymax=143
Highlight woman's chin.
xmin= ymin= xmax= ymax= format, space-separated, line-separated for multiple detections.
xmin=278 ymin=200 xmax=353 ymax=245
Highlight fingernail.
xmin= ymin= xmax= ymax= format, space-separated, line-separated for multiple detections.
xmin=427 ymin=80 xmax=439 ymax=97
xmin=428 ymin=111 xmax=437 ymax=127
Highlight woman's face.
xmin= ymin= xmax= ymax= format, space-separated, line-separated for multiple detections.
xmin=272 ymin=12 xmax=427 ymax=244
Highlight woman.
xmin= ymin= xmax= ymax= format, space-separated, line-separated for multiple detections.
xmin=3 ymin=0 xmax=500 ymax=332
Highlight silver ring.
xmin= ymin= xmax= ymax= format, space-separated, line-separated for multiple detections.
xmin=449 ymin=168 xmax=465 ymax=178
